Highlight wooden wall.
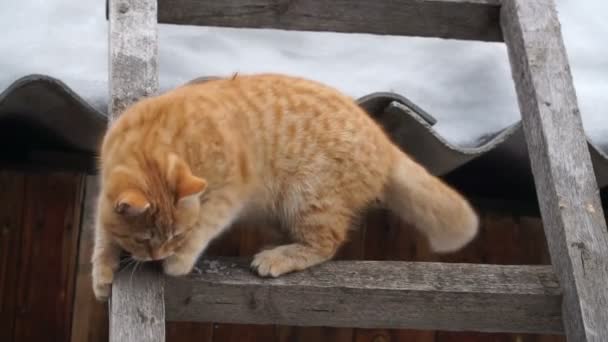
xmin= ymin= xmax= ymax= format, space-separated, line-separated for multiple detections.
xmin=0 ymin=171 xmax=84 ymax=342
xmin=161 ymin=203 xmax=566 ymax=342
xmin=0 ymin=167 xmax=568 ymax=342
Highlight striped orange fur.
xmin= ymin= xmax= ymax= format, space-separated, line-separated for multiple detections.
xmin=91 ymin=73 xmax=478 ymax=300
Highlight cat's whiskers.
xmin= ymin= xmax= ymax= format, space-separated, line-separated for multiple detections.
xmin=129 ymin=260 xmax=142 ymax=288
xmin=119 ymin=255 xmax=137 ymax=271
xmin=119 ymin=256 xmax=135 ymax=266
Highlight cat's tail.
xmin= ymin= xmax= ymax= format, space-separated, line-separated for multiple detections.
xmin=383 ymin=147 xmax=479 ymax=253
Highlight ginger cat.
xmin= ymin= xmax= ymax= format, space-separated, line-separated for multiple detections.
xmin=92 ymin=73 xmax=478 ymax=300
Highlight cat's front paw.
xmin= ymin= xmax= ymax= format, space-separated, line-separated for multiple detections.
xmin=92 ymin=264 xmax=115 ymax=301
xmin=163 ymin=254 xmax=195 ymax=277
xmin=94 ymin=281 xmax=111 ymax=301
xmin=251 ymin=247 xmax=296 ymax=277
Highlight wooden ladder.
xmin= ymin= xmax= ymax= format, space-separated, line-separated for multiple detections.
xmin=102 ymin=1 xmax=608 ymax=341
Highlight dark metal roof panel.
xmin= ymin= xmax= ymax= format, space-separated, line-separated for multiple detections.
xmin=1 ymin=74 xmax=606 ymax=195
xmin=0 ymin=75 xmax=107 ymax=153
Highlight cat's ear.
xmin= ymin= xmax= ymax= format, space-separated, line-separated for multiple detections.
xmin=168 ymin=154 xmax=207 ymax=206
xmin=115 ymin=189 xmax=150 ymax=216
xmin=176 ymin=175 xmax=207 ymax=208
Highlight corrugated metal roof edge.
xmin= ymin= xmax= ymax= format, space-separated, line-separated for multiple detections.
xmin=0 ymin=74 xmax=107 ymax=152
xmin=1 ymin=74 xmax=606 ymax=190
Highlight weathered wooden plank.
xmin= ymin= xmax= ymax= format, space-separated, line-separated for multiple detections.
xmin=110 ymin=264 xmax=165 ymax=342
xmin=63 ymin=175 xmax=86 ymax=342
xmin=356 ymin=329 xmax=436 ymax=342
xmin=165 ymin=258 xmax=563 ymax=334
xmin=70 ymin=176 xmax=109 ymax=342
xmin=501 ymin=0 xmax=608 ymax=341
xmin=157 ymin=0 xmax=503 ymax=42
xmin=213 ymin=323 xmax=277 ymax=342
xmin=109 ymin=0 xmax=159 ymax=119
xmin=276 ymin=216 xmax=367 ymax=342
xmin=166 ymin=322 xmax=213 ymax=342
xmin=14 ymin=173 xmax=83 ymax=342
xmin=209 ymin=224 xmax=280 ymax=341
xmin=108 ymin=0 xmax=164 ymax=341
xmin=277 ymin=324 xmax=353 ymax=342
xmin=0 ymin=172 xmax=25 ymax=342
xmin=355 ymin=209 xmax=437 ymax=342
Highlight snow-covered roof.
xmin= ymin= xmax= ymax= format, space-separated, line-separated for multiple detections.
xmin=2 ymin=0 xmax=607 ymax=148
xmin=1 ymin=0 xmax=606 ymax=199
xmin=1 ymin=74 xmax=606 ymax=203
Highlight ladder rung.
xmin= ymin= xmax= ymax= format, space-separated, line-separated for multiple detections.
xmin=151 ymin=0 xmax=502 ymax=42
xmin=163 ymin=258 xmax=563 ymax=334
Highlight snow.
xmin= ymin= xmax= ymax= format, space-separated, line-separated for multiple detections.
xmin=1 ymin=0 xmax=606 ymax=147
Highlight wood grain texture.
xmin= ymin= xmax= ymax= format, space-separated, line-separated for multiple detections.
xmin=164 ymin=224 xmax=245 ymax=342
xmin=0 ymin=172 xmax=25 ymax=342
xmin=110 ymin=263 xmax=165 ymax=342
xmin=70 ymin=176 xmax=109 ymax=342
xmin=207 ymin=224 xmax=278 ymax=342
xmin=109 ymin=0 xmax=158 ymax=118
xmin=63 ymin=175 xmax=86 ymax=342
xmin=435 ymin=332 xmax=564 ymax=342
xmin=166 ymin=321 xmax=213 ymax=342
xmin=355 ymin=209 xmax=436 ymax=342
xmin=157 ymin=0 xmax=503 ymax=41
xmin=356 ymin=329 xmax=436 ymax=342
xmin=501 ymin=0 xmax=608 ymax=340
xmin=355 ymin=210 xmax=558 ymax=341
xmin=276 ymin=218 xmax=367 ymax=342
xmin=433 ymin=210 xmax=563 ymax=342
xmin=13 ymin=173 xmax=83 ymax=342
xmin=214 ymin=323 xmax=277 ymax=342
xmin=165 ymin=258 xmax=563 ymax=334
xmin=109 ymin=0 xmax=164 ymax=341
xmin=277 ymin=325 xmax=353 ymax=342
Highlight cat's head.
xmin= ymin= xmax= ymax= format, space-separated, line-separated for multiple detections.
xmin=99 ymin=154 xmax=207 ymax=261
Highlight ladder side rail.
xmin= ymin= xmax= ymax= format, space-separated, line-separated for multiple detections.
xmin=501 ymin=0 xmax=608 ymax=341
xmin=108 ymin=1 xmax=165 ymax=342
